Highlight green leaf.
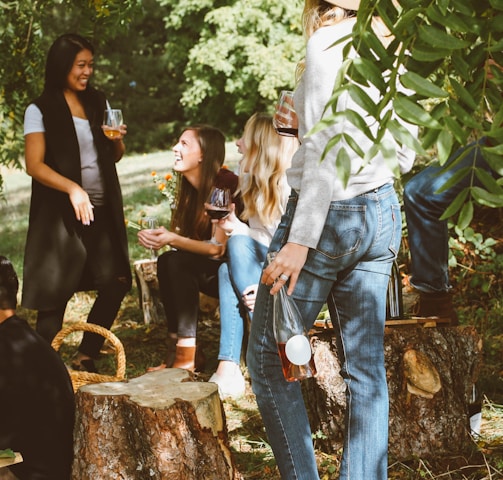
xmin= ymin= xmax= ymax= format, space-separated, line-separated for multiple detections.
xmin=443 ymin=116 xmax=469 ymax=145
xmin=0 ymin=449 xmax=15 ymax=459
xmin=439 ymin=188 xmax=469 ymax=220
xmin=380 ymin=138 xmax=400 ymax=176
xmin=471 ymin=186 xmax=503 ymax=207
xmin=393 ymin=96 xmax=442 ymax=129
xmin=449 ymin=78 xmax=478 ymax=110
xmin=451 ymin=51 xmax=474 ymax=82
xmin=350 ymin=57 xmax=386 ymax=91
xmin=475 ymin=168 xmax=503 ymax=195
xmin=425 ymin=4 xmax=475 ymax=33
xmin=387 ymin=118 xmax=426 ymax=155
xmin=335 ymin=147 xmax=351 ymax=187
xmin=400 ymin=71 xmax=448 ymax=98
xmin=347 ymin=84 xmax=378 ymax=117
xmin=449 ymin=101 xmax=480 ymax=129
xmin=341 ymin=133 xmax=366 ymax=158
xmin=458 ymin=199 xmax=474 ymax=230
xmin=418 ymin=25 xmax=471 ymax=50
xmin=393 ymin=8 xmax=423 ymax=37
xmin=435 ymin=166 xmax=471 ymax=193
xmin=436 ymin=129 xmax=454 ymax=164
xmin=411 ymin=44 xmax=453 ymax=62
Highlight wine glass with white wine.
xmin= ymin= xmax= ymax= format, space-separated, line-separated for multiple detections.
xmin=142 ymin=216 xmax=159 ymax=259
xmin=103 ymin=109 xmax=123 ymax=139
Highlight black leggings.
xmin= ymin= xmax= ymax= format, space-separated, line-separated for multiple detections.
xmin=36 ymin=207 xmax=131 ymax=358
xmin=157 ymin=249 xmax=222 ymax=338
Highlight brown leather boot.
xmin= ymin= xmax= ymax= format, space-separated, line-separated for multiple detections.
xmin=172 ymin=345 xmax=196 ymax=371
xmin=413 ymin=291 xmax=458 ymax=325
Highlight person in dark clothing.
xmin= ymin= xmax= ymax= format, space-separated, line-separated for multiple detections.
xmin=22 ymin=33 xmax=132 ymax=373
xmin=0 ymin=256 xmax=75 ymax=480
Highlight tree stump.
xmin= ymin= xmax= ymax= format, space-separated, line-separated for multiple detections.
xmin=303 ymin=325 xmax=482 ymax=460
xmin=73 ymin=369 xmax=239 ymax=479
xmin=134 ymin=259 xmax=166 ymax=324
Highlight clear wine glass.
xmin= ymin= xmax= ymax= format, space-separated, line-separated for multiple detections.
xmin=143 ymin=216 xmax=159 ymax=259
xmin=204 ymin=187 xmax=231 ymax=245
xmin=272 ymin=90 xmax=298 ymax=137
xmin=103 ymin=109 xmax=123 ymax=139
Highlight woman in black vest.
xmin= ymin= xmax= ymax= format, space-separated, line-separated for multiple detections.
xmin=22 ymin=33 xmax=132 ymax=372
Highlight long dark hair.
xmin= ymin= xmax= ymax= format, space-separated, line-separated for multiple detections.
xmin=171 ymin=125 xmax=226 ymax=240
xmin=44 ymin=33 xmax=95 ymax=93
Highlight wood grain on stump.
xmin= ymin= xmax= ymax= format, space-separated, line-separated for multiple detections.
xmin=303 ymin=325 xmax=482 ymax=460
xmin=73 ymin=369 xmax=238 ymax=479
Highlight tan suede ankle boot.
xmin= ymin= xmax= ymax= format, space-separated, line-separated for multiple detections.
xmin=172 ymin=345 xmax=196 ymax=371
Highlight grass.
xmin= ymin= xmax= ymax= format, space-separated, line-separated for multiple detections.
xmin=1 ymin=149 xmax=502 ymax=479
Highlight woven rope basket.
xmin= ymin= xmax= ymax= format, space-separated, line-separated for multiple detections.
xmin=51 ymin=322 xmax=126 ymax=392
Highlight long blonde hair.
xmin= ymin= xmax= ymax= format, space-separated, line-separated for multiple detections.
xmin=238 ymin=113 xmax=298 ymax=227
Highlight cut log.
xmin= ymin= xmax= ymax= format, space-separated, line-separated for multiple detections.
xmin=73 ymin=369 xmax=239 ymax=479
xmin=134 ymin=259 xmax=166 ymax=325
xmin=303 ymin=325 xmax=482 ymax=461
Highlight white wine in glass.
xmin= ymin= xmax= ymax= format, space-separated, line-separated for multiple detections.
xmin=103 ymin=109 xmax=123 ymax=139
xmin=143 ymin=216 xmax=159 ymax=259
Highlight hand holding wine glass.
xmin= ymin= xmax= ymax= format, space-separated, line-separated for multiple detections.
xmin=103 ymin=109 xmax=124 ymax=139
xmin=273 ymin=90 xmax=298 ymax=137
xmin=143 ymin=216 xmax=159 ymax=259
xmin=204 ymin=187 xmax=231 ymax=245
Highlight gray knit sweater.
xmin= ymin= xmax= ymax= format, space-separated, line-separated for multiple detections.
xmin=287 ymin=18 xmax=417 ymax=249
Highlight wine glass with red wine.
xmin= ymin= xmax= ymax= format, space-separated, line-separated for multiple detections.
xmin=204 ymin=187 xmax=231 ymax=245
xmin=273 ymin=90 xmax=298 ymax=137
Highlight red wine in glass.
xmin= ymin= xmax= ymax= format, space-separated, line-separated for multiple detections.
xmin=276 ymin=127 xmax=298 ymax=137
xmin=205 ymin=207 xmax=231 ymax=220
xmin=205 ymin=187 xmax=231 ymax=244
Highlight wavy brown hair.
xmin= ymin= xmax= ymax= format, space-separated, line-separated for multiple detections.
xmin=170 ymin=125 xmax=226 ymax=240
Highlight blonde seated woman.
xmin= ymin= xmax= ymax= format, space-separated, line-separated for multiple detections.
xmin=209 ymin=113 xmax=298 ymax=398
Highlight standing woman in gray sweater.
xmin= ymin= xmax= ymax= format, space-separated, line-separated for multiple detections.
xmin=247 ymin=1 xmax=417 ymax=479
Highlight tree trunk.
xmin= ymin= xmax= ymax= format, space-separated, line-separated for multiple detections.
xmin=73 ymin=369 xmax=240 ymax=479
xmin=303 ymin=325 xmax=482 ymax=460
xmin=133 ymin=259 xmax=166 ymax=325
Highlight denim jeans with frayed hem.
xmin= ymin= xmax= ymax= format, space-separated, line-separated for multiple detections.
xmin=247 ymin=184 xmax=401 ymax=480
xmin=218 ymin=235 xmax=268 ymax=364
xmin=403 ymin=141 xmax=491 ymax=293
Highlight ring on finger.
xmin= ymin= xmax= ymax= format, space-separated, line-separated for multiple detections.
xmin=279 ymin=273 xmax=289 ymax=282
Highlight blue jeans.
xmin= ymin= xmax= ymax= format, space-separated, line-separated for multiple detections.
xmin=247 ymin=184 xmax=401 ymax=480
xmin=218 ymin=235 xmax=268 ymax=364
xmin=403 ymin=141 xmax=490 ymax=293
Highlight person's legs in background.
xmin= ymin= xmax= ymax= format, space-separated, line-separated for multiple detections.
xmin=36 ymin=306 xmax=66 ymax=344
xmin=403 ymin=141 xmax=489 ymax=322
xmin=157 ymin=249 xmax=222 ymax=371
xmin=75 ymin=207 xmax=131 ymax=371
xmin=211 ymin=235 xmax=268 ymax=398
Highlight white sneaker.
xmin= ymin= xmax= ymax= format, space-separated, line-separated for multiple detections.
xmin=209 ymin=369 xmax=246 ymax=399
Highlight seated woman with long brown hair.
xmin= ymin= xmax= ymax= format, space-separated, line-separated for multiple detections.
xmin=138 ymin=125 xmax=241 ymax=372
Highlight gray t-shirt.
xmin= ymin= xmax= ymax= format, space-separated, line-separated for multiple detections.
xmin=24 ymin=103 xmax=105 ymax=205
